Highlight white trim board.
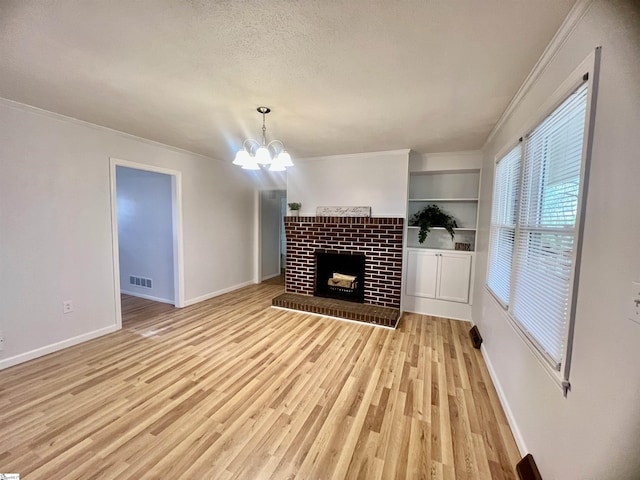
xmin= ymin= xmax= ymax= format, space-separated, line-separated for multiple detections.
xmin=109 ymin=158 xmax=186 ymax=333
xmin=183 ymin=280 xmax=255 ymax=307
xmin=0 ymin=97 xmax=222 ymax=163
xmin=480 ymin=343 xmax=527 ymax=456
xmin=120 ymin=290 xmax=174 ymax=305
xmin=0 ymin=325 xmax=119 ymax=370
xmin=297 ymin=149 xmax=411 ymax=163
xmin=261 ymin=272 xmax=283 ymax=281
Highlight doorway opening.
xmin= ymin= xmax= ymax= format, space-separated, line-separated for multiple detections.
xmin=259 ymin=189 xmax=287 ymax=282
xmin=109 ymin=158 xmax=184 ymax=328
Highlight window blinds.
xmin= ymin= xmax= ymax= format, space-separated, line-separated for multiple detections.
xmin=487 ymin=145 xmax=521 ymax=305
xmin=511 ymin=82 xmax=588 ymax=368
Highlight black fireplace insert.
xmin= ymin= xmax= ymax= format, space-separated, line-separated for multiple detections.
xmin=314 ymin=250 xmax=365 ymax=303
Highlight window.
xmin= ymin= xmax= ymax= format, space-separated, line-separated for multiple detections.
xmin=487 ymin=145 xmax=521 ymax=306
xmin=486 ymin=80 xmax=591 ymax=385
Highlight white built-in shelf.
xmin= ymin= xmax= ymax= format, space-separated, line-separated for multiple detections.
xmin=406 ymin=169 xmax=481 ymax=252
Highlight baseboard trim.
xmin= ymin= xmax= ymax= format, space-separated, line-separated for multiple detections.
xmin=403 ymin=308 xmax=473 ymax=323
xmin=183 ymin=280 xmax=254 ymax=307
xmin=120 ymin=290 xmax=174 ymax=305
xmin=0 ymin=324 xmax=120 ymax=370
xmin=261 ymin=272 xmax=282 ymax=281
xmin=480 ymin=343 xmax=528 ymax=456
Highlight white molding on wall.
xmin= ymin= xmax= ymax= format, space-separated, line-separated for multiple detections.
xmin=254 ymin=189 xmax=261 ymax=284
xmin=0 ymin=97 xmax=221 ymax=163
xmin=402 ymin=296 xmax=473 ymax=322
xmin=120 ymin=290 xmax=174 ymax=305
xmin=480 ymin=343 xmax=527 ymax=456
xmin=423 ymin=150 xmax=483 ymax=158
xmin=297 ymin=149 xmax=411 ymax=163
xmin=183 ymin=280 xmax=255 ymax=307
xmin=109 ymin=158 xmax=186 ymax=330
xmin=0 ymin=325 xmax=119 ymax=370
xmin=482 ymin=0 xmax=595 ymax=150
xmin=171 ymin=173 xmax=186 ymax=308
xmin=261 ymin=272 xmax=282 ymax=281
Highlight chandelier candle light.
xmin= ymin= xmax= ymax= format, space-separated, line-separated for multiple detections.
xmin=233 ymin=107 xmax=294 ymax=171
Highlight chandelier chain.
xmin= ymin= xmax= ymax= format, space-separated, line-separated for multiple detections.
xmin=262 ymin=113 xmax=267 ymax=145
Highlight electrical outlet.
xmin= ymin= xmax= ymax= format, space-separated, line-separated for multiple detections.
xmin=630 ymin=282 xmax=640 ymax=325
xmin=63 ymin=300 xmax=73 ymax=314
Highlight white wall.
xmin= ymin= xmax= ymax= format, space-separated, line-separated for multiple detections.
xmin=472 ymin=1 xmax=640 ymax=478
xmin=260 ymin=189 xmax=286 ymax=280
xmin=286 ymin=150 xmax=410 ymax=217
xmin=117 ymin=166 xmax=174 ymax=303
xmin=409 ymin=150 xmax=483 ymax=172
xmin=0 ymin=101 xmax=256 ymax=368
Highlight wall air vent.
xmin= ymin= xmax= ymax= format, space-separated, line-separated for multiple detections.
xmin=129 ymin=275 xmax=153 ymax=289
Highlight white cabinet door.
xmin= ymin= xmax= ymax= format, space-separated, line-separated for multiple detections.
xmin=437 ymin=253 xmax=472 ymax=303
xmin=406 ymin=250 xmax=438 ymax=298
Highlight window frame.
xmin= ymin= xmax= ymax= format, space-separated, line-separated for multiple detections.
xmin=484 ymin=48 xmax=600 ymax=394
xmin=486 ymin=142 xmax=521 ymax=309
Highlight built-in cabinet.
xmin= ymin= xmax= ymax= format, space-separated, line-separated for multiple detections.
xmin=405 ymin=249 xmax=472 ymax=303
xmin=403 ymin=168 xmax=480 ymax=320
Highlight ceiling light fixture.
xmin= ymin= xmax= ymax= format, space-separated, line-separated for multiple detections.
xmin=233 ymin=107 xmax=294 ymax=172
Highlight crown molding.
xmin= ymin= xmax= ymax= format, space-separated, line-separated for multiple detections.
xmin=482 ymin=0 xmax=595 ymax=150
xmin=298 ymin=149 xmax=411 ymax=163
xmin=423 ymin=150 xmax=483 ymax=158
xmin=0 ymin=96 xmax=220 ymax=163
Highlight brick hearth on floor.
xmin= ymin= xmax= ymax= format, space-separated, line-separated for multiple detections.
xmin=274 ymin=216 xmax=404 ymax=327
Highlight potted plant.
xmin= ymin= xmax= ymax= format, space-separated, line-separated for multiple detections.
xmin=409 ymin=204 xmax=458 ymax=243
xmin=288 ymin=202 xmax=302 ymax=217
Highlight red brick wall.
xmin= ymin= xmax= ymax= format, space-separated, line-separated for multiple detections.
xmin=284 ymin=216 xmax=404 ymax=308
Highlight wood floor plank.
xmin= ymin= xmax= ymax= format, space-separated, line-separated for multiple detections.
xmin=0 ymin=281 xmax=519 ymax=479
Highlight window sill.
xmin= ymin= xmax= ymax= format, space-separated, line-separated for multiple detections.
xmin=483 ymin=285 xmax=569 ymax=396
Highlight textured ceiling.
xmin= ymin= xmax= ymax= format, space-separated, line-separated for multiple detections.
xmin=0 ymin=0 xmax=576 ymax=161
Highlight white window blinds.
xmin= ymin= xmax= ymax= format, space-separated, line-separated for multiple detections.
xmin=486 ymin=80 xmax=589 ymax=372
xmin=487 ymin=145 xmax=521 ymax=305
xmin=511 ymin=82 xmax=588 ymax=368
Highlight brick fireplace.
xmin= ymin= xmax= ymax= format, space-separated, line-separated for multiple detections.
xmin=273 ymin=216 xmax=404 ymax=326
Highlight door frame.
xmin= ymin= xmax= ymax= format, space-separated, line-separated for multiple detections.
xmin=109 ymin=157 xmax=185 ymax=328
xmin=256 ymin=188 xmax=287 ymax=282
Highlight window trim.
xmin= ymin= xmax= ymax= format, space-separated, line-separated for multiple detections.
xmin=484 ymin=48 xmax=600 ymax=395
xmin=486 ymin=141 xmax=521 ymax=310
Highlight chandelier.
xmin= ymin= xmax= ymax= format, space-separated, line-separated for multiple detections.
xmin=233 ymin=107 xmax=294 ymax=171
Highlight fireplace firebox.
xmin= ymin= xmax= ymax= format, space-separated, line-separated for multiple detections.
xmin=314 ymin=250 xmax=365 ymax=303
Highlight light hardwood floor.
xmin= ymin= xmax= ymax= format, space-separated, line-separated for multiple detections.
xmin=0 ymin=280 xmax=520 ymax=479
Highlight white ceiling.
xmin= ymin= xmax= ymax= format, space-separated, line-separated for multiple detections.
xmin=0 ymin=0 xmax=577 ymax=161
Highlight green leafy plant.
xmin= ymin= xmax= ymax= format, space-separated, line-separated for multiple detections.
xmin=288 ymin=202 xmax=302 ymax=211
xmin=409 ymin=204 xmax=458 ymax=243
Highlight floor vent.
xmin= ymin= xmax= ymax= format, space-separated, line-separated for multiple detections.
xmin=469 ymin=325 xmax=483 ymax=349
xmin=516 ymin=453 xmax=542 ymax=480
xmin=129 ymin=275 xmax=153 ymax=289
